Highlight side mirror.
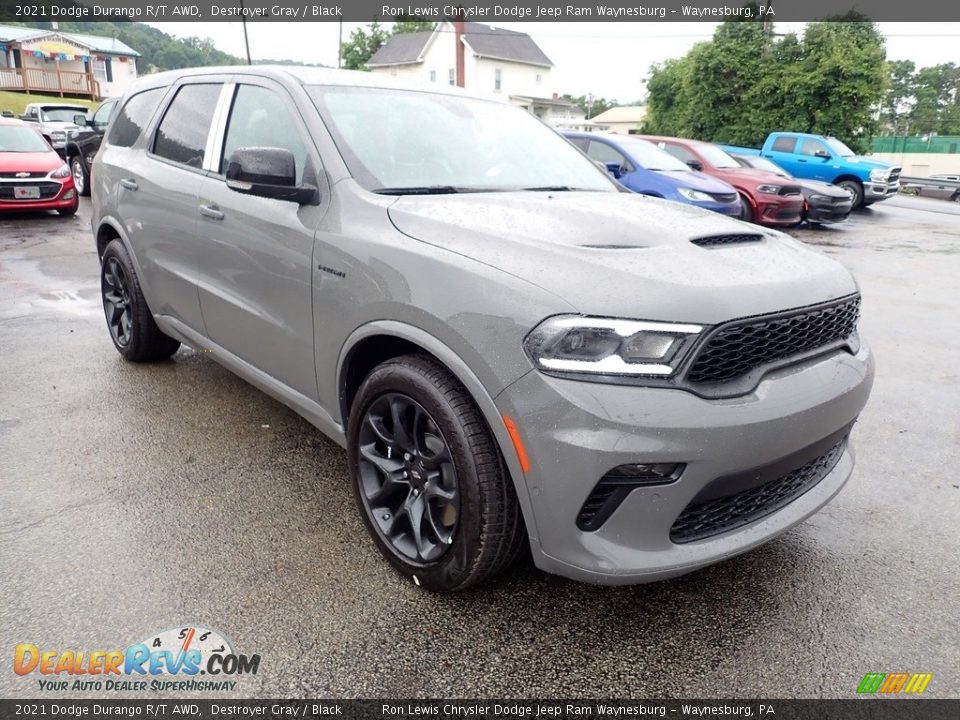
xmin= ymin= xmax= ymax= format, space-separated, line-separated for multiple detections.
xmin=814 ymin=149 xmax=831 ymax=159
xmin=225 ymin=147 xmax=317 ymax=204
xmin=686 ymin=159 xmax=703 ymax=171
xmin=604 ymin=161 xmax=623 ymax=179
xmin=73 ymin=114 xmax=89 ymax=127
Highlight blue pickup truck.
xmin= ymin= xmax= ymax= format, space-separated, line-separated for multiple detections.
xmin=721 ymin=132 xmax=900 ymax=208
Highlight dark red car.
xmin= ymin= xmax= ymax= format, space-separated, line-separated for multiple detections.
xmin=0 ymin=117 xmax=79 ymax=216
xmin=639 ymin=135 xmax=804 ymax=226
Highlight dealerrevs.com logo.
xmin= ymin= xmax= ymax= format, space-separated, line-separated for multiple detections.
xmin=14 ymin=626 xmax=260 ymax=692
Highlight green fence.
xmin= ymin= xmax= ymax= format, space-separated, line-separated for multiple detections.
xmin=871 ymin=136 xmax=960 ymax=154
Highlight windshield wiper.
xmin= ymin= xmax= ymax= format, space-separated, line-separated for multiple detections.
xmin=520 ymin=185 xmax=598 ymax=192
xmin=373 ymin=185 xmax=494 ymax=195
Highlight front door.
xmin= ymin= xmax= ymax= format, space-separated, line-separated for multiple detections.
xmin=195 ymin=80 xmax=326 ymax=401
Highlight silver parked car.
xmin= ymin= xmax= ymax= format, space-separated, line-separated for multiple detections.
xmin=91 ymin=67 xmax=874 ymax=591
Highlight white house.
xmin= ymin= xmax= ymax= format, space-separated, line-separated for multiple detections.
xmin=589 ymin=106 xmax=648 ymax=135
xmin=0 ymin=24 xmax=139 ymax=100
xmin=367 ymin=21 xmax=585 ymax=128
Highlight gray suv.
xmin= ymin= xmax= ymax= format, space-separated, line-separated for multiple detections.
xmin=91 ymin=67 xmax=874 ymax=591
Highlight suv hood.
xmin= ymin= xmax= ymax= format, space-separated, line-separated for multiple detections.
xmin=835 ymin=155 xmax=897 ymax=171
xmin=0 ymin=151 xmax=62 ymax=173
xmin=387 ymin=191 xmax=856 ymax=324
xmin=650 ymin=169 xmax=736 ymax=195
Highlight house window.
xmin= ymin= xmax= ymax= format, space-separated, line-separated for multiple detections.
xmin=429 ymin=70 xmax=436 ymax=83
xmin=92 ymin=57 xmax=108 ymax=83
xmin=448 ymin=68 xmax=454 ymax=85
xmin=494 ymin=68 xmax=502 ymax=91
xmin=0 ymin=51 xmax=8 ymax=69
xmin=535 ymin=74 xmax=542 ymax=86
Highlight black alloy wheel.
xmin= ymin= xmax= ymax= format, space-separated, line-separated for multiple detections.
xmin=356 ymin=392 xmax=460 ymax=563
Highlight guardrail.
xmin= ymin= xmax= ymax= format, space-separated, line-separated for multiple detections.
xmin=900 ymin=175 xmax=960 ymax=189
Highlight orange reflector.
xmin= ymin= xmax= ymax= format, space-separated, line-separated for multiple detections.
xmin=502 ymin=415 xmax=530 ymax=473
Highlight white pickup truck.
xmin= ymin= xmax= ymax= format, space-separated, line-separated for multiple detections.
xmin=20 ymin=102 xmax=90 ymax=156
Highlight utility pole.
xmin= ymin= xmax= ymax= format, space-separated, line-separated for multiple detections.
xmin=240 ymin=0 xmax=252 ymax=65
xmin=338 ymin=20 xmax=343 ymax=68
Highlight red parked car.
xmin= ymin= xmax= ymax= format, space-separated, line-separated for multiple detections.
xmin=0 ymin=117 xmax=79 ymax=216
xmin=639 ymin=135 xmax=804 ymax=226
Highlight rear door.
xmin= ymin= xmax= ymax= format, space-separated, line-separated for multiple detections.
xmin=194 ymin=78 xmax=326 ymax=400
xmin=114 ymin=80 xmax=226 ymax=333
xmin=763 ymin=135 xmax=804 ymax=176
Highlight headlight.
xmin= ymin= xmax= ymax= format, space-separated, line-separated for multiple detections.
xmin=49 ymin=164 xmax=71 ymax=179
xmin=869 ymin=169 xmax=889 ymax=183
xmin=756 ymin=184 xmax=781 ymax=194
xmin=523 ymin=316 xmax=703 ymax=378
xmin=677 ymin=188 xmax=714 ymax=202
xmin=50 ymin=131 xmax=66 ymax=140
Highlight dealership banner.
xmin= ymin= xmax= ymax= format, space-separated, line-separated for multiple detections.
xmin=0 ymin=0 xmax=959 ymax=22
xmin=2 ymin=700 xmax=960 ymax=719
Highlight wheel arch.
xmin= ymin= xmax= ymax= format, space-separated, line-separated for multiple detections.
xmin=831 ymin=173 xmax=863 ymax=187
xmin=337 ymin=321 xmax=540 ymax=542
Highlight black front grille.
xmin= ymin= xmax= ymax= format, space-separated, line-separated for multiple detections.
xmin=0 ymin=182 xmax=61 ymax=200
xmin=690 ymin=233 xmax=764 ymax=248
xmin=710 ymin=192 xmax=739 ymax=203
xmin=0 ymin=171 xmax=47 ymax=179
xmin=670 ymin=440 xmax=845 ymax=543
xmin=889 ymin=168 xmax=901 ymax=183
xmin=779 ymin=184 xmax=802 ymax=196
xmin=686 ymin=295 xmax=860 ymax=385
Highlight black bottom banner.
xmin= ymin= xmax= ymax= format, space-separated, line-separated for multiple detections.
xmin=1 ymin=700 xmax=959 ymax=720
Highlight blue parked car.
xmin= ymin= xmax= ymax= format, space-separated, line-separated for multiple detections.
xmin=564 ymin=132 xmax=742 ymax=217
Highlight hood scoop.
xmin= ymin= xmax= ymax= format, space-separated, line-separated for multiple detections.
xmin=691 ymin=233 xmax=765 ymax=248
xmin=579 ymin=243 xmax=648 ymax=250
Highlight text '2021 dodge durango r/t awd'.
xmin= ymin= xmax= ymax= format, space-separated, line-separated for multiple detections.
xmin=91 ymin=68 xmax=874 ymax=592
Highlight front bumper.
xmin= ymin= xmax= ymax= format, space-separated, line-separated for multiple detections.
xmin=693 ymin=198 xmax=742 ymax=217
xmin=496 ymin=343 xmax=874 ymax=584
xmin=755 ymin=195 xmax=804 ymax=226
xmin=804 ymin=197 xmax=853 ymax=224
xmin=0 ymin=180 xmax=77 ymax=212
xmin=863 ymin=180 xmax=899 ymax=203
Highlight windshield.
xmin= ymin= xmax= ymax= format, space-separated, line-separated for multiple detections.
xmin=616 ymin=138 xmax=689 ymax=172
xmin=825 ymin=137 xmax=856 ymax=157
xmin=745 ymin=156 xmax=789 ymax=177
xmin=307 ymin=86 xmax=615 ymax=193
xmin=40 ymin=107 xmax=87 ymax=123
xmin=0 ymin=125 xmax=51 ymax=153
xmin=697 ymin=144 xmax=741 ymax=169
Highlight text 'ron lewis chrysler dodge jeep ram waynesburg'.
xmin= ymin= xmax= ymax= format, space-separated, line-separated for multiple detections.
xmin=91 ymin=68 xmax=874 ymax=592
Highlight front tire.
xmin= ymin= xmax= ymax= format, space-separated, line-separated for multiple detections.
xmin=100 ymin=239 xmax=180 ymax=361
xmin=838 ymin=180 xmax=863 ymax=208
xmin=348 ymin=354 xmax=525 ymax=592
xmin=738 ymin=193 xmax=754 ymax=223
xmin=70 ymin=156 xmax=90 ymax=197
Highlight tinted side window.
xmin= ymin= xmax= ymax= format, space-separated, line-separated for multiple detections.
xmin=567 ymin=137 xmax=588 ymax=151
xmin=660 ymin=143 xmax=695 ymax=165
xmin=587 ymin=141 xmax=627 ymax=167
xmin=92 ymin=100 xmax=116 ymax=129
xmin=221 ymin=85 xmax=308 ymax=183
xmin=771 ymin=136 xmax=796 ymax=153
xmin=107 ymin=88 xmax=164 ymax=148
xmin=152 ymin=84 xmax=222 ymax=169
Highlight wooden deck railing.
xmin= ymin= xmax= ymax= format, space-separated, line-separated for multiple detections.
xmin=0 ymin=67 xmax=100 ymax=100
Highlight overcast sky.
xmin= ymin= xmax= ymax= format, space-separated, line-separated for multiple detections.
xmin=149 ymin=21 xmax=960 ymax=102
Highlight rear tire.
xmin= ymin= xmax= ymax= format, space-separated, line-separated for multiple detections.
xmin=838 ymin=180 xmax=863 ymax=208
xmin=348 ymin=354 xmax=526 ymax=592
xmin=738 ymin=193 xmax=754 ymax=223
xmin=100 ymin=239 xmax=180 ymax=362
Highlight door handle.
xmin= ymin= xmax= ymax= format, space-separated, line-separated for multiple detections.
xmin=797 ymin=159 xmax=807 ymax=163
xmin=199 ymin=203 xmax=224 ymax=221
xmin=119 ymin=178 xmax=138 ymax=190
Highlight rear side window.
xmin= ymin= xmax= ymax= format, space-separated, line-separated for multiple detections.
xmin=152 ymin=84 xmax=222 ymax=169
xmin=220 ymin=85 xmax=308 ymax=183
xmin=771 ymin=136 xmax=796 ymax=153
xmin=107 ymin=88 xmax=164 ymax=148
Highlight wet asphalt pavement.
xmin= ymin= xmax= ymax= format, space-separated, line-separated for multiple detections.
xmin=1 ymin=196 xmax=958 ymax=699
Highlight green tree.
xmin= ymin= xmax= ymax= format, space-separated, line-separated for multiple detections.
xmin=340 ymin=22 xmax=390 ymax=71
xmin=643 ymin=15 xmax=888 ymax=153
